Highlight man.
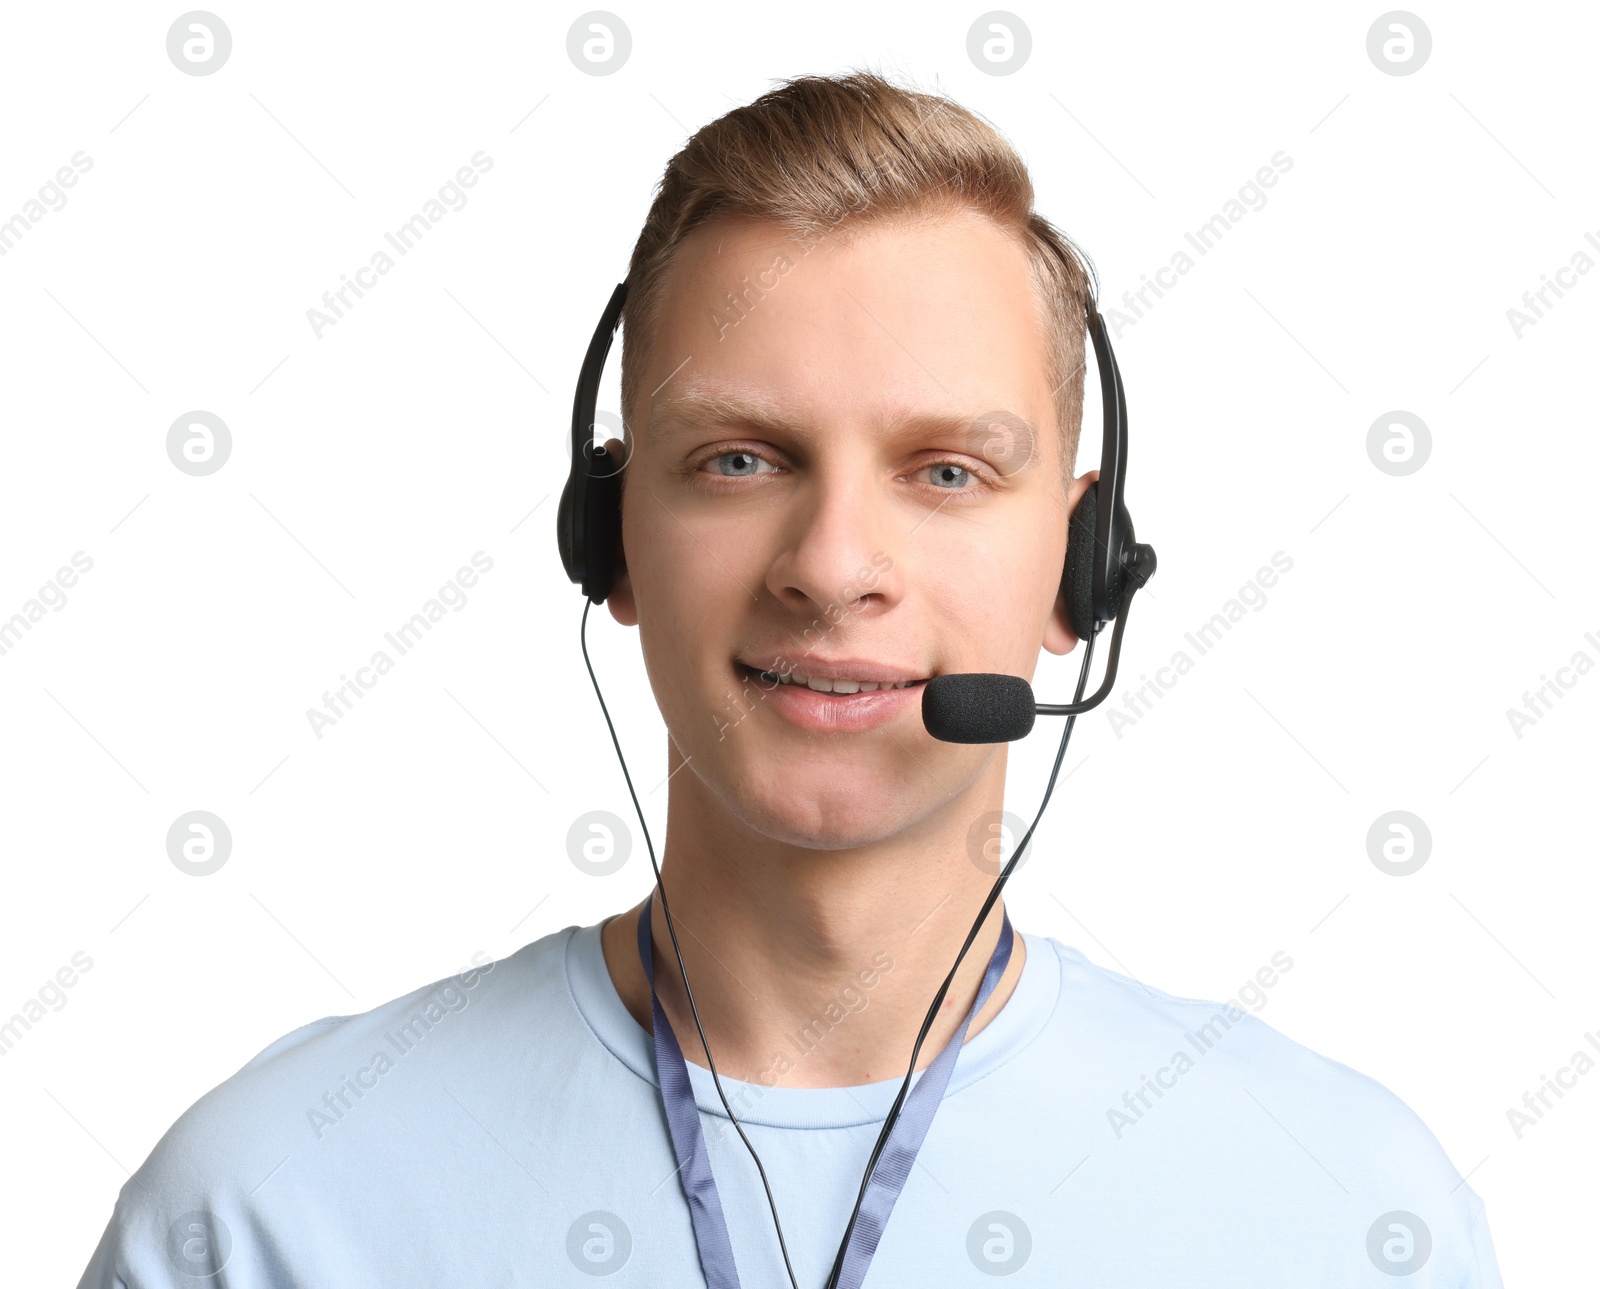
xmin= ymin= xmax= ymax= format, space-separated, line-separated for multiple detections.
xmin=79 ymin=71 xmax=1502 ymax=1286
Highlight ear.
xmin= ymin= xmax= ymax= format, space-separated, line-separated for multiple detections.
xmin=600 ymin=435 xmax=638 ymax=627
xmin=1042 ymin=468 xmax=1099 ymax=657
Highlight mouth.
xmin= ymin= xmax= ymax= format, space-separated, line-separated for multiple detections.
xmin=735 ymin=662 xmax=929 ymax=694
xmin=731 ymin=659 xmax=930 ymax=734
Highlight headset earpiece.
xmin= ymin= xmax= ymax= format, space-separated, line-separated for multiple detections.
xmin=557 ymin=442 xmax=622 ymax=604
xmin=558 ymin=282 xmax=630 ymax=604
xmin=1063 ymin=481 xmax=1100 ymax=641
xmin=1062 ymin=302 xmax=1152 ymax=643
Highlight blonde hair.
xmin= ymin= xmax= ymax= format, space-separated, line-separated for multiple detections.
xmin=619 ymin=70 xmax=1098 ymax=484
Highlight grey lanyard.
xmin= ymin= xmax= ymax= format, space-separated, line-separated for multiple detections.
xmin=636 ymin=901 xmax=1016 ymax=1289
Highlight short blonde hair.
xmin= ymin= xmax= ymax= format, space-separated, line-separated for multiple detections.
xmin=619 ymin=69 xmax=1098 ymax=485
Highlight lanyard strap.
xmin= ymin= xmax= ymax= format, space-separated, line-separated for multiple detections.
xmin=637 ymin=900 xmax=1015 ymax=1289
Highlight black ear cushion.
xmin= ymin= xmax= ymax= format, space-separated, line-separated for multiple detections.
xmin=581 ymin=456 xmax=622 ymax=603
xmin=556 ymin=474 xmax=580 ymax=585
xmin=1064 ymin=481 xmax=1099 ymax=640
xmin=557 ymin=448 xmax=623 ymax=603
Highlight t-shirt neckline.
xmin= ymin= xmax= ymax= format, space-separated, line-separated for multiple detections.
xmin=563 ymin=915 xmax=1061 ymax=1130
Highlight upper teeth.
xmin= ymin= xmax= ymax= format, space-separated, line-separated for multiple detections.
xmin=752 ymin=671 xmax=915 ymax=690
xmin=756 ymin=668 xmax=913 ymax=693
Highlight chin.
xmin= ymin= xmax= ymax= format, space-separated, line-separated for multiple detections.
xmin=715 ymin=761 xmax=935 ymax=853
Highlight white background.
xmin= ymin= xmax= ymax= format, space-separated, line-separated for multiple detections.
xmin=1 ymin=1 xmax=1594 ymax=1282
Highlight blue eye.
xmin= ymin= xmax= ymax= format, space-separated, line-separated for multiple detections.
xmin=713 ymin=450 xmax=769 ymax=476
xmin=928 ymin=463 xmax=972 ymax=489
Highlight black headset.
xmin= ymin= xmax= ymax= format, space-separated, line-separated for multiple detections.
xmin=557 ymin=280 xmax=1155 ymax=642
xmin=556 ymin=274 xmax=1156 ymax=1289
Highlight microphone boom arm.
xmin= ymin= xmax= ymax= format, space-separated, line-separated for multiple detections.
xmin=1036 ymin=543 xmax=1153 ymax=716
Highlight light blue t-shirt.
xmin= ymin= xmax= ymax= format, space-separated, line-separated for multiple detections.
xmin=77 ymin=919 xmax=1503 ymax=1286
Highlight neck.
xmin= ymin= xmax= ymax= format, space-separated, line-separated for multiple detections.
xmin=599 ymin=744 xmax=1026 ymax=1089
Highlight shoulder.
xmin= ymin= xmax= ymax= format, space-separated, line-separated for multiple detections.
xmin=1030 ymin=937 xmax=1501 ymax=1283
xmin=1037 ymin=936 xmax=1470 ymax=1184
xmin=167 ymin=929 xmax=571 ymax=1144
xmin=77 ymin=928 xmax=579 ymax=1287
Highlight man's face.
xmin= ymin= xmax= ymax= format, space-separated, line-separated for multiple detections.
xmin=605 ymin=208 xmax=1089 ymax=850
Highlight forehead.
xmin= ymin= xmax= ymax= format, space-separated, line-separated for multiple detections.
xmin=642 ymin=209 xmax=1057 ymax=452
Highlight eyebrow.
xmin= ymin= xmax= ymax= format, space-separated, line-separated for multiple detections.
xmin=648 ymin=389 xmax=1040 ymax=459
xmin=648 ymin=389 xmax=795 ymax=438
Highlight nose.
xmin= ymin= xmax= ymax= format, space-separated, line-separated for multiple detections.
xmin=764 ymin=456 xmax=903 ymax=620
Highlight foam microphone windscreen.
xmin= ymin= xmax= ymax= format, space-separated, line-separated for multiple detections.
xmin=921 ymin=674 xmax=1037 ymax=744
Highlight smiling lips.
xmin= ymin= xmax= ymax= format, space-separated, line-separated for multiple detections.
xmin=736 ymin=658 xmax=929 ymax=733
xmin=756 ymin=668 xmax=918 ymax=694
xmin=739 ymin=657 xmax=929 ymax=692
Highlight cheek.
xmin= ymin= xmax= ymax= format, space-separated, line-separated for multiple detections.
xmin=962 ymin=518 xmax=1065 ymax=661
xmin=628 ymin=544 xmax=737 ymax=698
xmin=927 ymin=514 xmax=1059 ymax=610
